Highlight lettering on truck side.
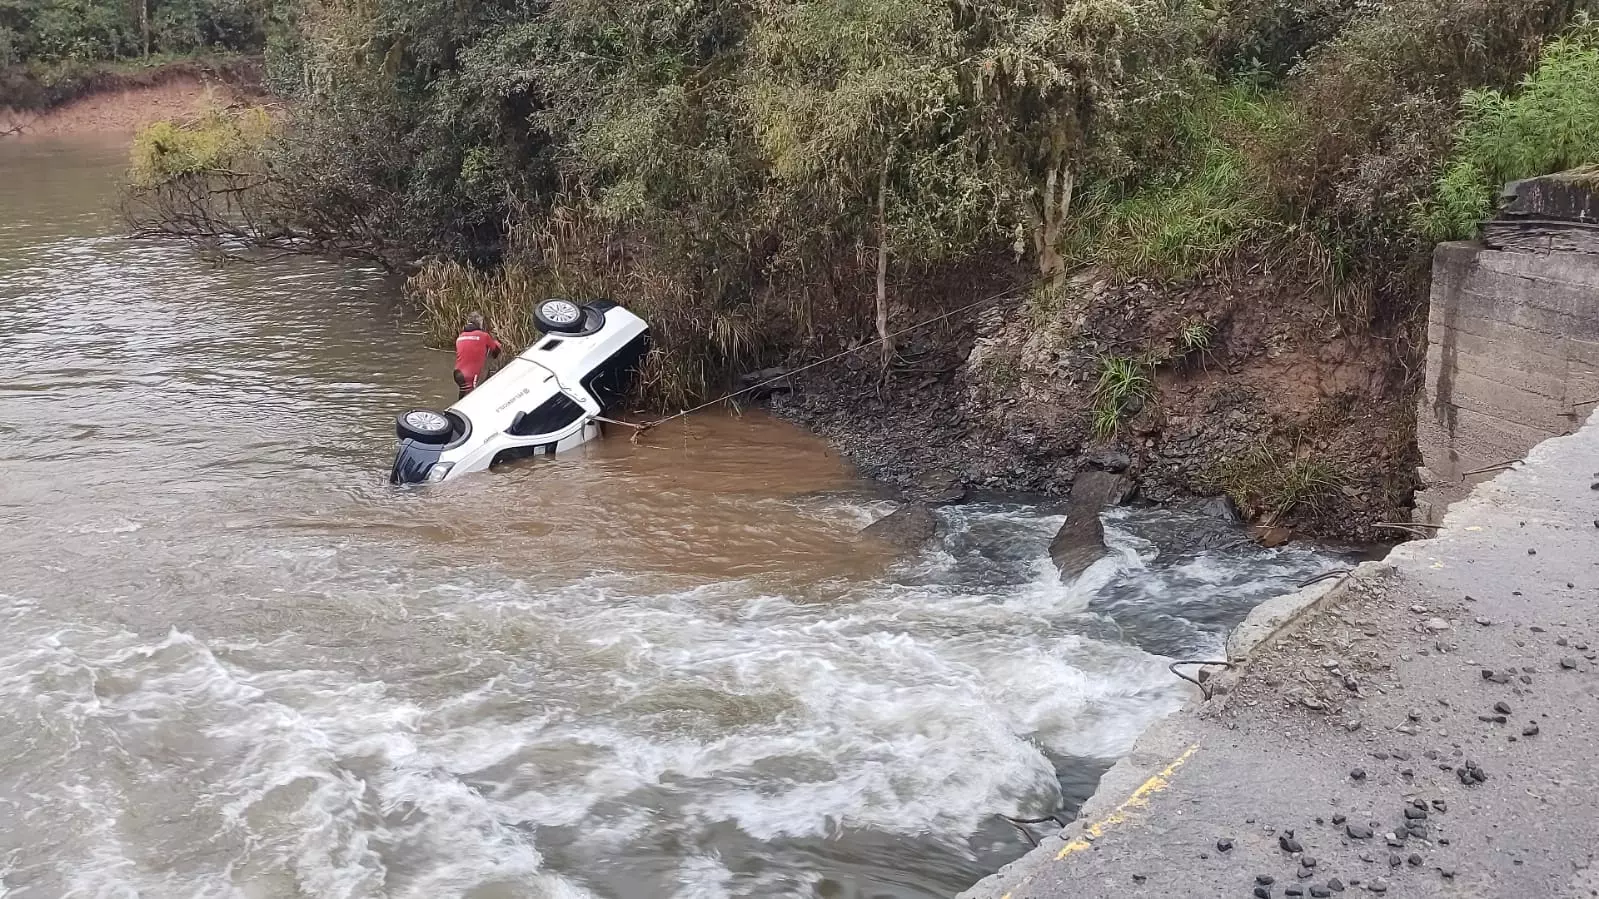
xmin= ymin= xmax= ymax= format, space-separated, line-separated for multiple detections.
xmin=496 ymin=387 xmax=531 ymax=414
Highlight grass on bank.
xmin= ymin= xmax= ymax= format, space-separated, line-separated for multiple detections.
xmin=1091 ymin=354 xmax=1154 ymax=439
xmin=1069 ymin=84 xmax=1284 ymax=281
xmin=1204 ymin=441 xmax=1345 ymax=523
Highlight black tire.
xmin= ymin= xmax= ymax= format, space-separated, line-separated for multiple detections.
xmin=396 ymin=409 xmax=453 ymax=443
xmin=533 ymin=298 xmax=587 ymax=334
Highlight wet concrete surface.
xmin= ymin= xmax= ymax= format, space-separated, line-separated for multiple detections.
xmin=963 ymin=412 xmax=1599 ymax=899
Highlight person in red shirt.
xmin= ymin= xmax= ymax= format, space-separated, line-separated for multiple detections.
xmin=453 ymin=311 xmax=503 ymax=398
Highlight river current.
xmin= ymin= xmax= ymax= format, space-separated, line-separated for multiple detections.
xmin=0 ymin=137 xmax=1357 ymax=898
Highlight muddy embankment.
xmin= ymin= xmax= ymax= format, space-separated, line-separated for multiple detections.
xmin=771 ymin=256 xmax=1421 ymax=544
xmin=0 ymin=57 xmax=264 ymax=138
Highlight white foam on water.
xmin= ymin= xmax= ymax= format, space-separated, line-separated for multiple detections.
xmin=0 ymin=500 xmax=1348 ymax=898
xmin=63 ymin=518 xmax=144 ymax=535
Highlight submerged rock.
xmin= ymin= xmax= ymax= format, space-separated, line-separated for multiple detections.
xmin=1202 ymin=494 xmax=1244 ymax=523
xmin=1049 ymin=470 xmax=1132 ymax=580
xmin=1255 ymin=524 xmax=1293 ymax=548
xmin=905 ymin=468 xmax=968 ymax=505
xmin=861 ymin=503 xmax=938 ymax=549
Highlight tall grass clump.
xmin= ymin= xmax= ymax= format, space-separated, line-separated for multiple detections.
xmin=1091 ymin=354 xmax=1153 ymax=439
xmin=1205 ymin=441 xmax=1345 ymax=523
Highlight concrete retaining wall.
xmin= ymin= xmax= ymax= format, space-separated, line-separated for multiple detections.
xmin=1415 ymin=240 xmax=1599 ymax=524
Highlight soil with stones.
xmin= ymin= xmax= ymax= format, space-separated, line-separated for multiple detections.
xmin=770 ymin=258 xmax=1418 ymax=542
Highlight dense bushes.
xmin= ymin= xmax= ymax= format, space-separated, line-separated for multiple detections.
xmin=118 ymin=0 xmax=1599 ymax=407
xmin=0 ymin=0 xmax=274 ymax=66
xmin=1419 ymin=23 xmax=1599 ymax=240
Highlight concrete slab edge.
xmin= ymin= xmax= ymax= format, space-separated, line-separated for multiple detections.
xmin=958 ymin=560 xmax=1391 ymax=899
xmin=959 ymin=412 xmax=1599 ymax=899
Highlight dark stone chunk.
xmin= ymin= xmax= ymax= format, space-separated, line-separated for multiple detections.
xmin=1217 ymin=838 xmax=1235 ymax=853
xmin=1328 ymin=878 xmax=1345 ymax=892
xmin=1389 ymin=854 xmax=1403 ymax=867
xmin=1132 ymin=874 xmax=1146 ymax=884
xmin=1407 ymin=824 xmax=1428 ymax=839
xmin=1524 ymin=722 xmax=1541 ymax=737
xmin=1281 ymin=836 xmax=1305 ymax=853
xmin=1404 ymin=807 xmax=1427 ymax=820
xmin=1493 ymin=701 xmax=1512 ymax=715
xmin=1350 ymin=768 xmax=1367 ymax=781
xmin=1332 ymin=814 xmax=1347 ymax=825
xmin=1441 ymin=867 xmax=1457 ymax=879
xmin=1258 ymin=875 xmax=1277 ymax=886
xmin=1255 ymin=888 xmax=1271 ymax=899
xmin=1310 ymin=888 xmax=1331 ymax=898
xmin=1347 ymin=824 xmax=1374 ymax=839
xmin=1298 ymin=868 xmax=1314 ymax=880
xmin=862 ymin=504 xmax=938 ymax=549
xmin=1561 ymin=657 xmax=1579 ymax=669
xmin=1432 ymin=799 xmax=1448 ymax=812
xmin=1285 ymin=888 xmax=1304 ymax=898
xmin=1408 ymin=854 xmax=1423 ymax=867
xmin=1370 ymin=879 xmax=1389 ymax=893
xmin=1049 ymin=471 xmax=1131 ymax=579
xmin=1302 ymin=857 xmax=1318 ymax=868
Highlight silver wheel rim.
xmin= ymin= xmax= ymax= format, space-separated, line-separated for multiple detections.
xmin=405 ymin=410 xmax=449 ymax=433
xmin=541 ymin=300 xmax=582 ymax=325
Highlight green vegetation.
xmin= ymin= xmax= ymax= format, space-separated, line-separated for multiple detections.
xmin=1207 ymin=442 xmax=1345 ymax=523
xmin=129 ymin=105 xmax=269 ymax=184
xmin=1417 ymin=24 xmax=1599 ymax=241
xmin=1091 ymin=355 xmax=1154 ymax=439
xmin=1071 ymin=85 xmax=1281 ymax=279
xmin=62 ymin=0 xmax=1598 ymax=407
xmin=0 ymin=0 xmax=275 ymax=67
xmin=1176 ymin=319 xmax=1217 ymax=366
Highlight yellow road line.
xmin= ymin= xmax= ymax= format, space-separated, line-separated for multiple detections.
xmin=1054 ymin=742 xmax=1201 ymax=860
xmin=997 ymin=743 xmax=1202 ymax=899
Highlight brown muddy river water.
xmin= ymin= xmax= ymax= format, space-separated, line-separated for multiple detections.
xmin=0 ymin=139 xmax=1359 ymax=898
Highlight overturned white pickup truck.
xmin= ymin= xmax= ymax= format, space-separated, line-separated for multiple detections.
xmin=390 ymin=299 xmax=650 ymax=485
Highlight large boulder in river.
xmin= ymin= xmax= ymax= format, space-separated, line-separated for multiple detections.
xmin=1049 ymin=471 xmax=1133 ymax=581
xmin=862 ymin=503 xmax=939 ymax=549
